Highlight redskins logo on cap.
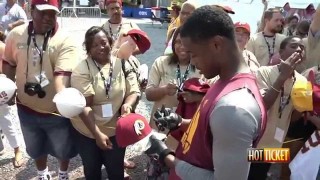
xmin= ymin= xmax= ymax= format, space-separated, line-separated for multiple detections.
xmin=133 ymin=119 xmax=145 ymax=135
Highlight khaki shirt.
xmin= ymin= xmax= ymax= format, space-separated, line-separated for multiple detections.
xmin=70 ymin=56 xmax=140 ymax=138
xmin=304 ymin=30 xmax=320 ymax=70
xmin=205 ymin=50 xmax=260 ymax=85
xmin=282 ymin=27 xmax=294 ymax=36
xmin=246 ymin=32 xmax=286 ymax=66
xmin=243 ymin=49 xmax=260 ymax=72
xmin=255 ymin=65 xmax=307 ymax=148
xmin=146 ymin=56 xmax=201 ymax=124
xmin=102 ymin=19 xmax=140 ymax=44
xmin=3 ymin=24 xmax=79 ymax=113
xmin=112 ymin=47 xmax=142 ymax=87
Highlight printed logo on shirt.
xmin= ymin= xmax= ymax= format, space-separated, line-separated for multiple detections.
xmin=16 ymin=43 xmax=28 ymax=49
xmin=301 ymin=130 xmax=320 ymax=154
xmin=181 ymin=106 xmax=200 ymax=154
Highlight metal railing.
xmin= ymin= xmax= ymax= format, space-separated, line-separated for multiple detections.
xmin=59 ymin=7 xmax=102 ymax=31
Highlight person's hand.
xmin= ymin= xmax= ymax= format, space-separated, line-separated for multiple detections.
xmin=117 ymin=36 xmax=137 ymax=59
xmin=139 ymin=79 xmax=148 ymax=91
xmin=145 ymin=135 xmax=174 ymax=163
xmin=7 ymin=23 xmax=13 ymax=31
xmin=178 ymin=91 xmax=204 ymax=103
xmin=153 ymin=105 xmax=182 ymax=131
xmin=121 ymin=103 xmax=132 ymax=115
xmin=262 ymin=0 xmax=268 ymax=6
xmin=6 ymin=91 xmax=16 ymax=106
xmin=164 ymin=82 xmax=178 ymax=96
xmin=278 ymin=52 xmax=302 ymax=82
xmin=306 ymin=112 xmax=320 ymax=129
xmin=0 ymin=24 xmax=4 ymax=31
xmin=7 ymin=98 xmax=16 ymax=106
xmin=95 ymin=132 xmax=113 ymax=150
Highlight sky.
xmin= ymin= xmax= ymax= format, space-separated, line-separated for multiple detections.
xmin=192 ymin=0 xmax=320 ymax=34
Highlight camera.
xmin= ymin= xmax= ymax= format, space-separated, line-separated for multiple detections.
xmin=24 ymin=82 xmax=46 ymax=98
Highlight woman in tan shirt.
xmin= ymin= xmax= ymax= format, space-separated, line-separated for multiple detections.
xmin=146 ymin=27 xmax=201 ymax=148
xmin=70 ymin=26 xmax=140 ymax=180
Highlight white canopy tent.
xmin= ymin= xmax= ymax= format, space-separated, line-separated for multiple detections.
xmin=268 ymin=0 xmax=319 ymax=9
xmin=189 ymin=0 xmax=266 ymax=33
xmin=268 ymin=0 xmax=320 ymax=21
xmin=189 ymin=0 xmax=320 ymax=34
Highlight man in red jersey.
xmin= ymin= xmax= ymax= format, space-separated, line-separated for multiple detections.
xmin=146 ymin=5 xmax=269 ymax=180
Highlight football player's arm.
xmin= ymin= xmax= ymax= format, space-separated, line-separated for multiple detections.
xmin=164 ymin=89 xmax=260 ymax=180
xmin=165 ymin=156 xmax=214 ymax=180
xmin=210 ymin=89 xmax=261 ymax=180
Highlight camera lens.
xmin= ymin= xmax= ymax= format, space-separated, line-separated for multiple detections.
xmin=24 ymin=84 xmax=37 ymax=96
xmin=37 ymin=90 xmax=46 ymax=99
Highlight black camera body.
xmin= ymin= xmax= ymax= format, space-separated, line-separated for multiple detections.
xmin=24 ymin=82 xmax=46 ymax=98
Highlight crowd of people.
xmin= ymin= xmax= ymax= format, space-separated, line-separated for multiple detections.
xmin=0 ymin=0 xmax=320 ymax=179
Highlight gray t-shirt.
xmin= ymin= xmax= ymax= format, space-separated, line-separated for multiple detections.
xmin=175 ymin=88 xmax=261 ymax=180
xmin=0 ymin=3 xmax=27 ymax=32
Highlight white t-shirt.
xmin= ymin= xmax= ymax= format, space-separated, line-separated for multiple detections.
xmin=290 ymin=131 xmax=320 ymax=180
xmin=0 ymin=3 xmax=27 ymax=32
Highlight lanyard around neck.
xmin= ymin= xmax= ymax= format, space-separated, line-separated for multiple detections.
xmin=108 ymin=21 xmax=122 ymax=41
xmin=262 ymin=32 xmax=276 ymax=59
xmin=176 ymin=63 xmax=190 ymax=90
xmin=278 ymin=73 xmax=296 ymax=118
xmin=92 ymin=59 xmax=113 ymax=99
xmin=26 ymin=30 xmax=51 ymax=83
